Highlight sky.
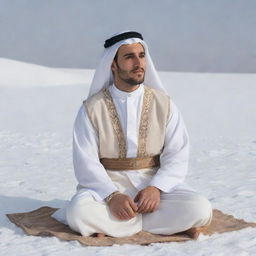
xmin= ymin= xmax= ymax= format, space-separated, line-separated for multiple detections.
xmin=0 ymin=0 xmax=255 ymax=72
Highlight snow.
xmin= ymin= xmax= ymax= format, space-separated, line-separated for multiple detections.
xmin=0 ymin=58 xmax=93 ymax=87
xmin=0 ymin=58 xmax=255 ymax=255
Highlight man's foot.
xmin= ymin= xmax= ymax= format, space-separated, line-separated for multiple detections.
xmin=184 ymin=227 xmax=202 ymax=240
xmin=96 ymin=233 xmax=106 ymax=238
xmin=90 ymin=232 xmax=106 ymax=238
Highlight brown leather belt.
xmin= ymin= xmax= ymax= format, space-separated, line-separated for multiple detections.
xmin=100 ymin=155 xmax=160 ymax=171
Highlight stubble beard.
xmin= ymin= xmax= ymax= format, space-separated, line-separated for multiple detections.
xmin=116 ymin=66 xmax=145 ymax=86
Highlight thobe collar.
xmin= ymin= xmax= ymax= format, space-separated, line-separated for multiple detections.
xmin=109 ymin=83 xmax=144 ymax=100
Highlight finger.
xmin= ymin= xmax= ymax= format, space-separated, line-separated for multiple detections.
xmin=121 ymin=209 xmax=131 ymax=219
xmin=148 ymin=201 xmax=157 ymax=212
xmin=125 ymin=205 xmax=136 ymax=217
xmin=137 ymin=199 xmax=145 ymax=212
xmin=134 ymin=192 xmax=140 ymax=202
xmin=142 ymin=201 xmax=153 ymax=213
xmin=115 ymin=211 xmax=124 ymax=220
xmin=124 ymin=201 xmax=135 ymax=215
xmin=138 ymin=199 xmax=149 ymax=212
xmin=117 ymin=212 xmax=126 ymax=220
xmin=142 ymin=200 xmax=154 ymax=213
xmin=129 ymin=199 xmax=138 ymax=212
xmin=143 ymin=199 xmax=157 ymax=213
xmin=136 ymin=194 xmax=145 ymax=207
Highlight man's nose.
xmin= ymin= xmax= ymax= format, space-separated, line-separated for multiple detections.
xmin=133 ymin=56 xmax=142 ymax=66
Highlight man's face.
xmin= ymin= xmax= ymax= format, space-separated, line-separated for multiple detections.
xmin=111 ymin=43 xmax=146 ymax=86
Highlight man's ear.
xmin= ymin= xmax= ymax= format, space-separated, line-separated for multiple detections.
xmin=111 ymin=61 xmax=117 ymax=73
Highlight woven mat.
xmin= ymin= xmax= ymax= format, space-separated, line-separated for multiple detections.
xmin=6 ymin=207 xmax=256 ymax=246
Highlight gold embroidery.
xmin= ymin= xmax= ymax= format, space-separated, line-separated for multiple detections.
xmin=103 ymin=88 xmax=127 ymax=158
xmin=137 ymin=86 xmax=153 ymax=157
xmin=102 ymin=86 xmax=153 ymax=159
xmin=100 ymin=155 xmax=160 ymax=170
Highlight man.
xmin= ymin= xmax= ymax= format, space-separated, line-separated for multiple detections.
xmin=52 ymin=31 xmax=212 ymax=239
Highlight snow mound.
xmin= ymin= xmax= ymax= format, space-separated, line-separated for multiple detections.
xmin=0 ymin=58 xmax=94 ymax=87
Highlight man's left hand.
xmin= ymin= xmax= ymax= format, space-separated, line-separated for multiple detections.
xmin=134 ymin=186 xmax=161 ymax=214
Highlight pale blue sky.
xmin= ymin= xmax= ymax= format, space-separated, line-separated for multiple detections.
xmin=0 ymin=0 xmax=255 ymax=72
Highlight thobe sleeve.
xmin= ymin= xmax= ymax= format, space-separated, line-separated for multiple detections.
xmin=148 ymin=100 xmax=189 ymax=192
xmin=73 ymin=105 xmax=118 ymax=201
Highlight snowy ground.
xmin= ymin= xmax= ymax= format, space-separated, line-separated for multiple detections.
xmin=0 ymin=58 xmax=255 ymax=255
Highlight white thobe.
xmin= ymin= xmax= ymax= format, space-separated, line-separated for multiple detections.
xmin=53 ymin=83 xmax=213 ymax=236
xmin=73 ymin=83 xmax=190 ymax=202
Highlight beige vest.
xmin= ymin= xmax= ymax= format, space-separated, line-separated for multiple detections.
xmin=83 ymin=85 xmax=171 ymax=160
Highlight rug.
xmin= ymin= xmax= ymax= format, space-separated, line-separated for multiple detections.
xmin=6 ymin=207 xmax=256 ymax=246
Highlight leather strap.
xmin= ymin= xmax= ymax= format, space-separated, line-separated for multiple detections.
xmin=100 ymin=155 xmax=160 ymax=171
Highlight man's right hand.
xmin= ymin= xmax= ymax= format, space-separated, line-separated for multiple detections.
xmin=108 ymin=193 xmax=138 ymax=220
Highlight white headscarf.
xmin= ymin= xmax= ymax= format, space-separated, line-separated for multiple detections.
xmin=87 ymin=32 xmax=167 ymax=98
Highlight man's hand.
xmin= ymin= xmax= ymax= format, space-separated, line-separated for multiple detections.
xmin=134 ymin=186 xmax=161 ymax=214
xmin=108 ymin=193 xmax=138 ymax=220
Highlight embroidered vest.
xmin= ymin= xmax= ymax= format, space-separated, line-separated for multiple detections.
xmin=83 ymin=85 xmax=171 ymax=160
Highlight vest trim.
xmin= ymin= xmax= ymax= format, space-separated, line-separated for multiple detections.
xmin=103 ymin=88 xmax=127 ymax=158
xmin=103 ymin=86 xmax=154 ymax=159
xmin=137 ymin=86 xmax=153 ymax=157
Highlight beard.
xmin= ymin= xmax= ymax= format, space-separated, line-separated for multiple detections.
xmin=116 ymin=65 xmax=145 ymax=86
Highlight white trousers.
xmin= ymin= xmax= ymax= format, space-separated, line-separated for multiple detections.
xmin=65 ymin=171 xmax=213 ymax=237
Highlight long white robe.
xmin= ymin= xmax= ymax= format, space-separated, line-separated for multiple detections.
xmin=52 ymin=83 xmax=213 ymax=235
xmin=73 ymin=83 xmax=190 ymax=202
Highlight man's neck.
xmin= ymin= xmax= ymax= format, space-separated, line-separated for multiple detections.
xmin=114 ymin=81 xmax=140 ymax=93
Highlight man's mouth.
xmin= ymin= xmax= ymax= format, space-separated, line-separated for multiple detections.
xmin=132 ymin=69 xmax=144 ymax=73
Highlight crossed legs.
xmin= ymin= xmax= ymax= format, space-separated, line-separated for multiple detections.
xmin=65 ymin=186 xmax=212 ymax=239
xmin=142 ymin=188 xmax=212 ymax=238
